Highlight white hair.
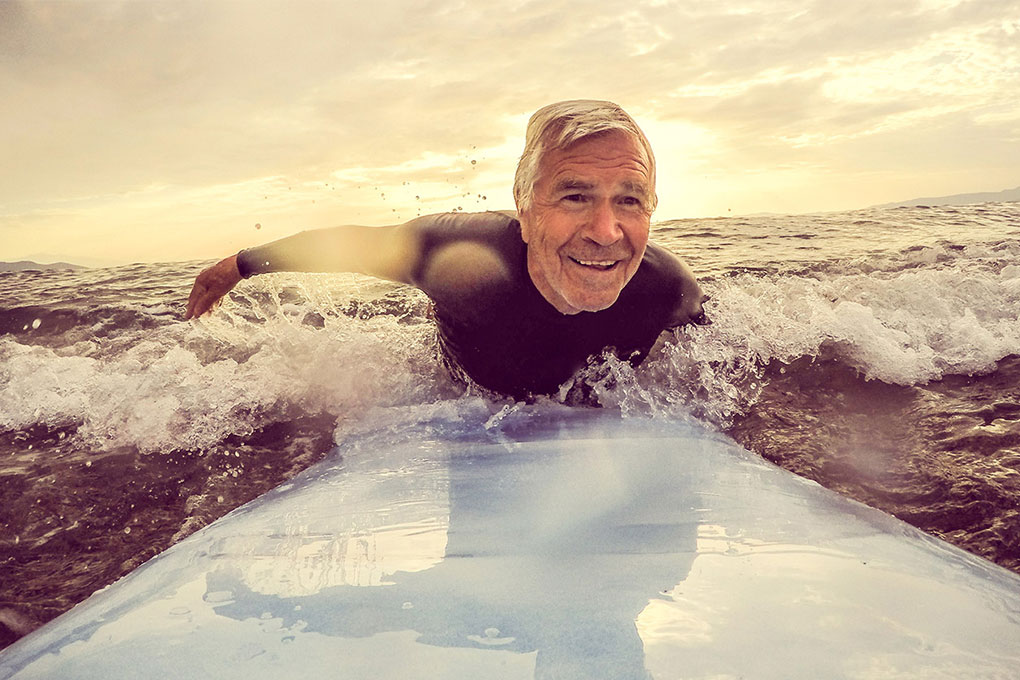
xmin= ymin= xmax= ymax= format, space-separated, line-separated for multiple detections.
xmin=513 ymin=100 xmax=657 ymax=213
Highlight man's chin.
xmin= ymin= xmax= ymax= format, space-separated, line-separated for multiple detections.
xmin=561 ymin=289 xmax=623 ymax=314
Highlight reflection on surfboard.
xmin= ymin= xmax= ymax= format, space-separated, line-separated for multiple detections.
xmin=202 ymin=421 xmax=698 ymax=679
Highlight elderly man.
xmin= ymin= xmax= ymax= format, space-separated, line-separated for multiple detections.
xmin=185 ymin=100 xmax=708 ymax=399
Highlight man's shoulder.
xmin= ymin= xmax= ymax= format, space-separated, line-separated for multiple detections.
xmin=409 ymin=211 xmax=524 ymax=299
xmin=637 ymin=241 xmax=687 ymax=286
xmin=619 ymin=241 xmax=692 ymax=320
xmin=411 ymin=210 xmax=519 ymax=244
xmin=633 ymin=241 xmax=706 ymax=327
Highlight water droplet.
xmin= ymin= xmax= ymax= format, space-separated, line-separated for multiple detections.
xmin=203 ymin=590 xmax=235 ymax=605
xmin=32 ymin=318 xmax=41 ymax=330
xmin=467 ymin=627 xmax=515 ymax=646
xmin=85 ymin=460 xmax=92 ymax=467
xmin=402 ymin=602 xmax=413 ymax=610
xmin=470 ymin=160 xmax=477 ymax=165
xmin=123 ymin=526 xmax=131 ymax=534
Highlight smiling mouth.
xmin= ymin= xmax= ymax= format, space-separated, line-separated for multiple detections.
xmin=569 ymin=256 xmax=621 ymax=271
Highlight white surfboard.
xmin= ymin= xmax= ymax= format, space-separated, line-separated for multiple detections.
xmin=2 ymin=409 xmax=1019 ymax=679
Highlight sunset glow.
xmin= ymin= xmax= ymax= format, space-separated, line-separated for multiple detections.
xmin=2 ymin=0 xmax=1017 ymax=265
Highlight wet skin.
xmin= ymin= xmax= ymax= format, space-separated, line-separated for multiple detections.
xmin=518 ymin=131 xmax=654 ymax=315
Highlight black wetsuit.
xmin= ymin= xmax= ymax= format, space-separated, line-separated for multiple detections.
xmin=238 ymin=212 xmax=689 ymax=400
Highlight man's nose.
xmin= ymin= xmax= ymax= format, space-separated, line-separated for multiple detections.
xmin=585 ymin=199 xmax=624 ymax=246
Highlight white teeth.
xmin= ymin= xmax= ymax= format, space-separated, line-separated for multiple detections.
xmin=573 ymin=258 xmax=616 ymax=266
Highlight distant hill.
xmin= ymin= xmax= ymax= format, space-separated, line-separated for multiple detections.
xmin=0 ymin=260 xmax=88 ymax=272
xmin=873 ymin=186 xmax=1020 ymax=209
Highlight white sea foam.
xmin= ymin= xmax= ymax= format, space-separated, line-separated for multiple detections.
xmin=711 ymin=262 xmax=1019 ymax=383
xmin=3 ymin=252 xmax=1018 ymax=451
xmin=3 ymin=204 xmax=1019 ymax=453
xmin=577 ymin=251 xmax=1020 ymax=426
xmin=0 ymin=278 xmax=453 ymax=453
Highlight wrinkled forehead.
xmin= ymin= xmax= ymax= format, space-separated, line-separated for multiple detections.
xmin=547 ymin=128 xmax=650 ymax=163
xmin=540 ymin=131 xmax=654 ymax=189
xmin=547 ymin=130 xmax=652 ymax=182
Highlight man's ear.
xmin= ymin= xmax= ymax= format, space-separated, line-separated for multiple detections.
xmin=517 ymin=204 xmax=532 ymax=244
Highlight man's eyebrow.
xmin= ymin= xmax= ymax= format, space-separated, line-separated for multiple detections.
xmin=620 ymin=180 xmax=651 ymax=195
xmin=550 ymin=178 xmax=651 ymax=197
xmin=551 ymin=178 xmax=595 ymax=193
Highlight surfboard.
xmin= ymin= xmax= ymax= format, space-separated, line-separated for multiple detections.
xmin=2 ymin=408 xmax=1019 ymax=679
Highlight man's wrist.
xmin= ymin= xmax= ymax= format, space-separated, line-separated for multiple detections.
xmin=235 ymin=248 xmax=262 ymax=279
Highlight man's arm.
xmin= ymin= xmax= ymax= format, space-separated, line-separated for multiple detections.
xmin=644 ymin=243 xmax=709 ymax=329
xmin=184 ymin=221 xmax=421 ymax=319
xmin=644 ymin=251 xmax=710 ymax=360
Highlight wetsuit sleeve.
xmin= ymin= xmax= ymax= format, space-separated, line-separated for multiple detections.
xmin=234 ymin=212 xmax=517 ymax=287
xmin=235 ymin=223 xmax=418 ymax=282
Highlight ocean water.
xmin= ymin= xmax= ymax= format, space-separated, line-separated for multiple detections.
xmin=2 ymin=202 xmax=1019 ymax=647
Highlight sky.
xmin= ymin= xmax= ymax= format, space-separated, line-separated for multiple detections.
xmin=2 ymin=0 xmax=1018 ymax=266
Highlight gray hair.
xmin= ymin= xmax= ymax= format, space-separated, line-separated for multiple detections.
xmin=513 ymin=100 xmax=657 ymax=213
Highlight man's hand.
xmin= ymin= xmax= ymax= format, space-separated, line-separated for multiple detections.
xmin=184 ymin=255 xmax=243 ymax=319
xmin=676 ymin=290 xmax=711 ymax=326
xmin=671 ymin=259 xmax=711 ymax=327
xmin=687 ymin=294 xmax=711 ymax=326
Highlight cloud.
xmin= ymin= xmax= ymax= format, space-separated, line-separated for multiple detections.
xmin=1 ymin=0 xmax=1018 ymax=262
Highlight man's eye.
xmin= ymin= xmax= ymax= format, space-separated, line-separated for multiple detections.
xmin=620 ymin=196 xmax=642 ymax=206
xmin=563 ymin=194 xmax=586 ymax=202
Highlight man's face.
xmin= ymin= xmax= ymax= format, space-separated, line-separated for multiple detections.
xmin=518 ymin=131 xmax=653 ymax=314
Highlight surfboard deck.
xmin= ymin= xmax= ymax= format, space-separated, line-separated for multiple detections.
xmin=2 ymin=409 xmax=1019 ymax=679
